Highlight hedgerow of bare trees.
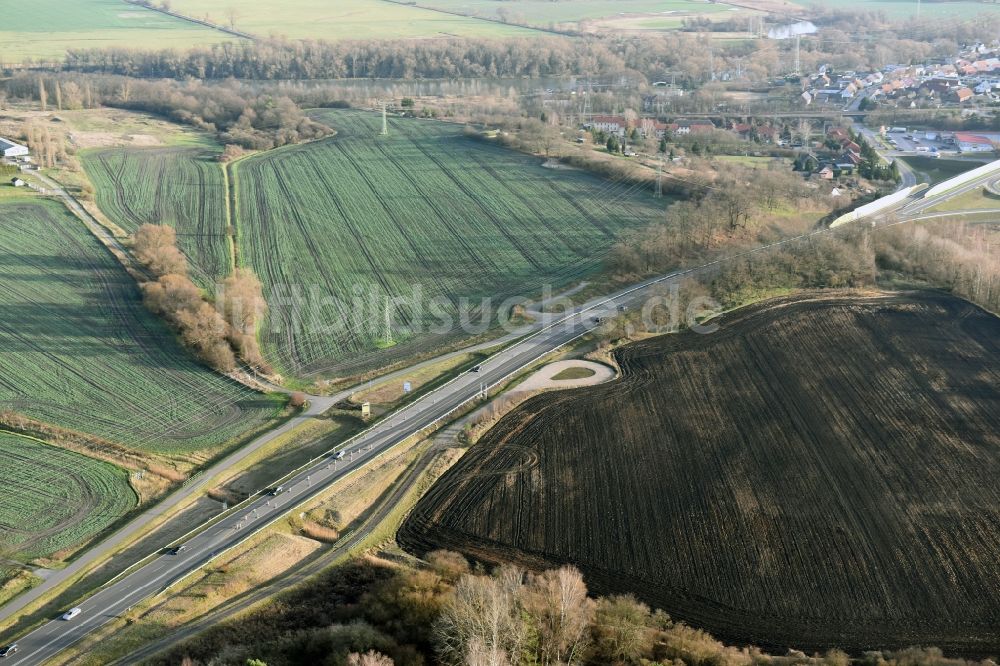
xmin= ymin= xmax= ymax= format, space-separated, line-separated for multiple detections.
xmin=220 ymin=267 xmax=270 ymax=372
xmin=134 ymin=224 xmax=270 ymax=373
xmin=5 ymin=74 xmax=332 ymax=150
xmin=610 ymin=163 xmax=821 ymax=278
xmin=876 ymin=219 xmax=1000 ymax=314
xmin=51 ymin=10 xmax=1000 ymax=86
xmin=154 ymin=550 xmax=1000 ymax=666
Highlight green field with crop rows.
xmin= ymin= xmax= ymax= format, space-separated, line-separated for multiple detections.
xmin=0 ymin=198 xmax=283 ymax=459
xmin=168 ymin=0 xmax=538 ymax=41
xmin=0 ymin=432 xmax=135 ymax=560
xmin=412 ymin=0 xmax=732 ymax=25
xmin=804 ymin=0 xmax=1000 ymax=20
xmin=0 ymin=0 xmax=237 ymax=63
xmin=235 ymin=110 xmax=662 ymax=377
xmin=82 ymin=147 xmax=231 ymax=286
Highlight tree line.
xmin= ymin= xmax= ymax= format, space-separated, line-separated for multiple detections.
xmin=133 ymin=224 xmax=270 ymax=373
xmin=31 ymin=8 xmax=1000 ymax=87
xmin=4 ymin=74 xmax=332 ymax=150
xmin=150 ymin=550 xmax=997 ymax=666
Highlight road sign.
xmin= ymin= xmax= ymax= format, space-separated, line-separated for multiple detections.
xmin=403 ymin=381 xmax=412 ymax=393
xmin=361 ymin=402 xmax=371 ymax=417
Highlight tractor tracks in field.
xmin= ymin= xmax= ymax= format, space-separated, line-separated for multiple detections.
xmin=393 ymin=122 xmax=549 ymax=273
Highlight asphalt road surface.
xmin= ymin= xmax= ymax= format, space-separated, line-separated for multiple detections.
xmin=5 ymin=160 xmax=1000 ymax=665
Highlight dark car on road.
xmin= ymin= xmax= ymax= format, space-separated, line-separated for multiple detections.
xmin=167 ymin=545 xmax=187 ymax=555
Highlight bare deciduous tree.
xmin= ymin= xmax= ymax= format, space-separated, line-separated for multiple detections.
xmin=434 ymin=568 xmax=527 ymax=666
xmin=133 ymin=224 xmax=188 ymax=277
xmin=523 ymin=566 xmax=595 ymax=665
xmin=347 ymin=650 xmax=394 ymax=666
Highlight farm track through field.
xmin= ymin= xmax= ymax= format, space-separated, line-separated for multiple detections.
xmin=400 ymin=291 xmax=1000 ymax=656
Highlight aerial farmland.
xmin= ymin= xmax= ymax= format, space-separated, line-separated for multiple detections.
xmin=400 ymin=291 xmax=1000 ymax=655
xmin=4 ymin=1 xmax=1000 ymax=660
xmin=82 ymin=147 xmax=231 ymax=287
xmin=234 ymin=109 xmax=662 ymax=377
xmin=0 ymin=198 xmax=283 ymax=461
xmin=0 ymin=432 xmax=135 ymax=562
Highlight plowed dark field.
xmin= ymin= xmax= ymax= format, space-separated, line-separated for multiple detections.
xmin=400 ymin=291 xmax=1000 ymax=656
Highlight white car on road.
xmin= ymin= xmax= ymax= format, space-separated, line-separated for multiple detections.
xmin=61 ymin=608 xmax=82 ymax=621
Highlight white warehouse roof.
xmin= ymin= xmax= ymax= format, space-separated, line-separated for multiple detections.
xmin=0 ymin=137 xmax=29 ymax=157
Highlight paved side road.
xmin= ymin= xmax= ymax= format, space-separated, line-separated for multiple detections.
xmin=0 ymin=303 xmax=619 ymax=666
xmin=109 ymin=437 xmax=452 ymax=666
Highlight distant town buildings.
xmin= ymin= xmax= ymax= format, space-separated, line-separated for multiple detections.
xmin=802 ymin=44 xmax=1000 ymax=108
xmin=584 ymin=116 xmax=717 ymax=139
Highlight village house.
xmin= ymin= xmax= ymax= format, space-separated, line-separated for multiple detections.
xmin=672 ymin=119 xmax=714 ymax=135
xmin=639 ymin=118 xmax=671 ymax=139
xmin=591 ymin=115 xmax=627 ymax=136
xmin=953 ymin=87 xmax=975 ymax=103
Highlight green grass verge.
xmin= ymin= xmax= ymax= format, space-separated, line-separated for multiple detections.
xmin=551 ymin=366 xmax=597 ymax=380
xmin=899 ymin=156 xmax=985 ymax=186
xmin=929 ymin=186 xmax=1000 ymax=212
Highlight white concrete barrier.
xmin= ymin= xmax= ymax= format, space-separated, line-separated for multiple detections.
xmin=830 ymin=184 xmax=926 ymax=227
xmin=925 ymin=158 xmax=1000 ymax=197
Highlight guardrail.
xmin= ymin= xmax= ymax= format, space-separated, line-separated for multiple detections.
xmin=74 ymin=304 xmax=608 ymax=601
xmin=925 ymin=159 xmax=1000 ymax=198
xmin=830 ymin=183 xmax=927 ymax=228
xmin=24 ymin=219 xmax=886 ymax=631
xmin=155 ymin=341 xmax=574 ymax=596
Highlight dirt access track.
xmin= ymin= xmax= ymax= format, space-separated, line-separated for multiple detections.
xmin=400 ymin=290 xmax=1000 ymax=657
